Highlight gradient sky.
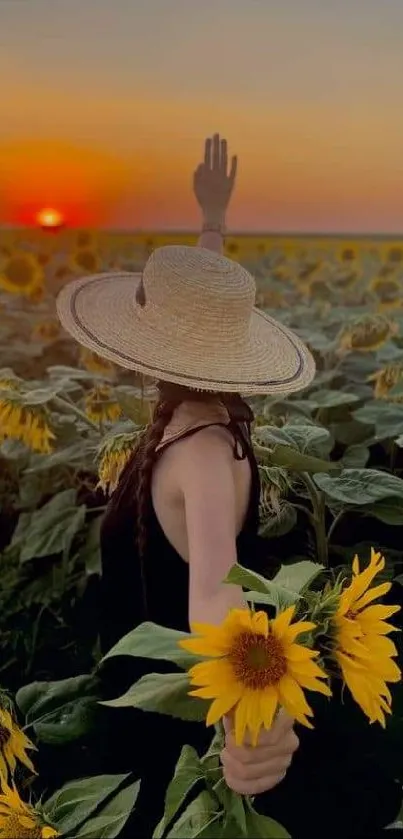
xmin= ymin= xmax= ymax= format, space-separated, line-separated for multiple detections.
xmin=1 ymin=0 xmax=403 ymax=232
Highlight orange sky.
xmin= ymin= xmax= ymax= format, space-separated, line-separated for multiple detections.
xmin=2 ymin=0 xmax=403 ymax=232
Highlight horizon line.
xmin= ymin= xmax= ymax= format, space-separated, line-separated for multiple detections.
xmin=2 ymin=226 xmax=403 ymax=240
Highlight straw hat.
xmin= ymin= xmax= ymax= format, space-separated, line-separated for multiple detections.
xmin=56 ymin=244 xmax=315 ymax=396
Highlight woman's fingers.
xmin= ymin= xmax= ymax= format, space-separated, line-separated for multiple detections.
xmin=220 ymin=139 xmax=228 ymax=173
xmin=229 ymin=155 xmax=238 ymax=184
xmin=204 ymin=137 xmax=212 ymax=167
xmin=221 ymin=746 xmax=294 ymax=781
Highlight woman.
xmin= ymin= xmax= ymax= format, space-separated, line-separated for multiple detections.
xmin=56 ymin=135 xmax=402 ymax=837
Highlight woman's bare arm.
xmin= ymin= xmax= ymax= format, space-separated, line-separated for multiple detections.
xmin=194 ymin=134 xmax=237 ymax=255
xmin=174 ymin=426 xmax=246 ymax=625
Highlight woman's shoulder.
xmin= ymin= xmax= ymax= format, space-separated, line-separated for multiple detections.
xmin=155 ymin=399 xmax=230 ymax=453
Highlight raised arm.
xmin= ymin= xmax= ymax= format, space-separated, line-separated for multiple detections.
xmin=194 ymin=134 xmax=238 ymax=254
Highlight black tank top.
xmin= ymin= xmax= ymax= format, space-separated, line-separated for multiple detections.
xmin=97 ymin=421 xmax=401 ymax=839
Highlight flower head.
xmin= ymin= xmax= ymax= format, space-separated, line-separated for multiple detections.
xmin=180 ymin=607 xmax=331 ymax=746
xmin=71 ymin=248 xmax=101 ymax=274
xmin=0 ymin=780 xmax=58 ymax=838
xmin=79 ymin=348 xmax=115 ymax=377
xmin=0 ymin=398 xmax=55 ymax=454
xmin=329 ymin=548 xmax=401 ymax=726
xmin=32 ymin=321 xmax=60 ymax=342
xmin=0 ymin=706 xmax=36 ymax=783
xmin=97 ymin=431 xmax=140 ymax=494
xmin=369 ymin=363 xmax=403 ymax=400
xmin=84 ymin=386 xmax=121 ymax=424
xmin=0 ymin=254 xmax=44 ymax=297
xmin=339 ymin=313 xmax=398 ymax=352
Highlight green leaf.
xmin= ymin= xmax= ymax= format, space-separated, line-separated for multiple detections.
xmin=272 ymin=560 xmax=325 ymax=596
xmin=16 ymin=675 xmax=99 ymax=743
xmin=396 ymin=434 xmax=403 ymax=448
xmin=255 ymin=441 xmax=338 ymax=473
xmin=166 ymin=791 xmax=220 ymax=839
xmin=364 ymin=498 xmax=403 ymax=526
xmin=254 ymin=423 xmax=333 ymax=457
xmin=314 ymin=469 xmax=403 ymax=506
xmin=81 ymin=516 xmax=102 ymax=576
xmin=115 ymin=388 xmax=152 ymax=425
xmin=244 ymin=806 xmax=290 ymax=838
xmin=17 ymin=674 xmax=96 ymax=722
xmin=225 ymin=561 xmax=323 ymax=609
xmin=214 ymin=787 xmax=247 ymax=835
xmin=9 ymin=488 xmax=86 ymax=563
xmin=307 ymin=389 xmax=360 ymax=409
xmin=101 ymin=672 xmax=209 ymax=722
xmin=153 ymin=746 xmax=205 ymax=838
xmin=25 ymin=441 xmax=96 ymax=473
xmin=224 ymin=564 xmax=274 ymax=596
xmin=73 ymin=779 xmax=141 ymax=838
xmin=100 ymin=622 xmax=196 ymax=670
xmin=342 ymin=445 xmax=370 ymax=468
xmin=43 ymin=774 xmax=130 ymax=835
xmin=353 ymin=402 xmax=403 ymax=441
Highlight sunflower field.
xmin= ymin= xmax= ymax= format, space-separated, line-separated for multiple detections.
xmin=1 ymin=229 xmax=403 ymax=837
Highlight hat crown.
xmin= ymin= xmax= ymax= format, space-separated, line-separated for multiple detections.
xmin=139 ymin=246 xmax=255 ymax=342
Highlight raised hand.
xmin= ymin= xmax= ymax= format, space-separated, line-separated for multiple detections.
xmin=221 ymin=710 xmax=299 ymax=796
xmin=193 ymin=133 xmax=238 ymax=228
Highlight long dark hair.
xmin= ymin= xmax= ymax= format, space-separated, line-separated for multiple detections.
xmin=110 ymin=381 xmax=254 ymax=564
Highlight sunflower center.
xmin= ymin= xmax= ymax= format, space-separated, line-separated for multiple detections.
xmin=0 ymin=722 xmax=11 ymax=748
xmin=230 ymin=631 xmax=287 ymax=689
xmin=6 ymin=258 xmax=35 ymax=288
xmin=2 ymin=813 xmax=45 ymax=839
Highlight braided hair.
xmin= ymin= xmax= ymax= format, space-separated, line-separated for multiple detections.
xmin=108 ymin=380 xmax=254 ymax=611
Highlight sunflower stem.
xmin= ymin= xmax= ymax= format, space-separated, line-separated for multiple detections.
xmin=300 ymin=473 xmax=328 ymax=567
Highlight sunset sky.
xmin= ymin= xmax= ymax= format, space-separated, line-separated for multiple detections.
xmin=1 ymin=0 xmax=403 ymax=232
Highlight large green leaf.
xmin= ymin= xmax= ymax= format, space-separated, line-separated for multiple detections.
xmin=100 ymin=622 xmax=196 ymax=670
xmin=307 ymin=389 xmax=360 ymax=409
xmin=73 ymin=779 xmax=141 ymax=838
xmin=364 ymin=498 xmax=403 ymax=526
xmin=43 ymin=774 xmax=130 ymax=835
xmin=314 ymin=469 xmax=403 ymax=506
xmin=153 ymin=746 xmax=205 ymax=838
xmin=9 ymin=488 xmax=86 ymax=563
xmin=243 ymin=805 xmax=290 ymax=838
xmin=101 ymin=672 xmax=209 ymax=722
xmin=166 ymin=790 xmax=221 ymax=839
xmin=16 ymin=675 xmax=99 ymax=744
xmin=224 ymin=561 xmax=323 ymax=609
xmin=254 ymin=442 xmax=338 ymax=474
xmin=353 ymin=402 xmax=403 ymax=441
xmin=254 ymin=423 xmax=333 ymax=457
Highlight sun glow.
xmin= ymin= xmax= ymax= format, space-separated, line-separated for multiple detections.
xmin=36 ymin=208 xmax=65 ymax=229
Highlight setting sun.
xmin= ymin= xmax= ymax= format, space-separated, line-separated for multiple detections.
xmin=36 ymin=208 xmax=65 ymax=229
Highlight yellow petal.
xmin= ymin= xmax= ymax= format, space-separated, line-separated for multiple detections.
xmin=271 ymin=606 xmax=296 ymax=639
xmin=205 ymin=688 xmax=241 ymax=726
xmin=283 ymin=643 xmax=319 ymax=662
xmin=234 ymin=695 xmax=249 ymax=745
xmin=282 ymin=620 xmax=316 ymax=644
xmin=277 ymin=675 xmax=314 ymax=719
xmin=354 ymin=583 xmax=392 ymax=611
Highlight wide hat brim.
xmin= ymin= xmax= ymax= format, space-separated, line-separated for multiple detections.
xmin=56 ymin=271 xmax=316 ymax=396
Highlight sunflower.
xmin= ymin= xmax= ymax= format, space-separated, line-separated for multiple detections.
xmin=369 ymin=363 xmax=403 ymax=400
xmin=75 ymin=230 xmax=97 ymax=249
xmin=0 ymin=707 xmax=35 ymax=783
xmin=79 ymin=348 xmax=115 ymax=377
xmin=97 ymin=431 xmax=140 ymax=494
xmin=0 ymin=400 xmax=55 ymax=454
xmin=339 ymin=313 xmax=398 ymax=352
xmin=70 ymin=248 xmax=101 ymax=274
xmin=328 ymin=548 xmax=401 ymax=726
xmin=369 ymin=274 xmax=402 ymax=310
xmin=0 ymin=254 xmax=44 ymax=297
xmin=337 ymin=244 xmax=358 ymax=263
xmin=332 ymin=264 xmax=361 ymax=291
xmin=32 ymin=321 xmax=60 ymax=342
xmin=84 ymin=386 xmax=121 ymax=424
xmin=180 ymin=607 xmax=331 ymax=746
xmin=0 ymin=781 xmax=58 ymax=839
